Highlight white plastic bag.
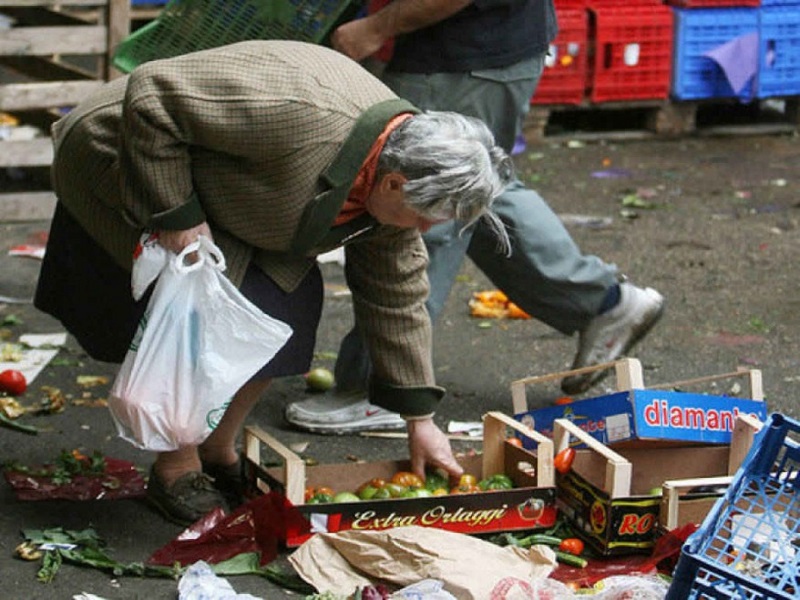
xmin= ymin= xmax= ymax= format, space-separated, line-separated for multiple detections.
xmin=109 ymin=235 xmax=293 ymax=451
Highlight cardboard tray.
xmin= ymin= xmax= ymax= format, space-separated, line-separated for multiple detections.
xmin=552 ymin=414 xmax=762 ymax=555
xmin=243 ymin=411 xmax=558 ymax=547
xmin=512 ymin=358 xmax=766 ymax=447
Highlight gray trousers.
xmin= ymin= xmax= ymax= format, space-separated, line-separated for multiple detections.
xmin=335 ymin=56 xmax=618 ymax=392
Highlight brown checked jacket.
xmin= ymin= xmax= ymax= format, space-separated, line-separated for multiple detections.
xmin=50 ymin=40 xmax=443 ymax=416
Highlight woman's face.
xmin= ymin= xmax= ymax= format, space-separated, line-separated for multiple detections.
xmin=365 ymin=172 xmax=448 ymax=233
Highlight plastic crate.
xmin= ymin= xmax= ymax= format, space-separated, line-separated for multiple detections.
xmin=589 ymin=4 xmax=674 ymax=102
xmin=666 ymin=413 xmax=800 ymax=600
xmin=113 ymin=0 xmax=364 ymax=73
xmin=758 ymin=5 xmax=800 ymax=98
xmin=671 ymin=7 xmax=760 ymax=100
xmin=532 ymin=8 xmax=589 ymax=105
xmin=665 ymin=0 xmax=760 ymax=7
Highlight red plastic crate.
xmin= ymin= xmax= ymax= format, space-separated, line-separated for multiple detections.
xmin=665 ymin=0 xmax=760 ymax=7
xmin=589 ymin=5 xmax=674 ymax=103
xmin=532 ymin=8 xmax=589 ymax=105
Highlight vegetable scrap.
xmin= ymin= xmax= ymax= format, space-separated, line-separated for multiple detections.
xmin=3 ymin=449 xmax=146 ymax=501
xmin=468 ymin=290 xmax=531 ymax=319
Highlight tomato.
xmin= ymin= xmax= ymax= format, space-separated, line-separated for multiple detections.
xmin=391 ymin=471 xmax=424 ymax=489
xmin=315 ymin=486 xmax=335 ymax=497
xmin=0 ymin=369 xmax=26 ymax=396
xmin=457 ymin=474 xmax=477 ymax=488
xmin=384 ymin=482 xmax=408 ymax=498
xmin=478 ymin=473 xmax=514 ymax=491
xmin=431 ymin=488 xmax=449 ymax=496
xmin=553 ymin=447 xmax=576 ymax=475
xmin=554 ymin=396 xmax=574 ymax=405
xmin=304 ymin=486 xmax=316 ymax=503
xmin=307 ymin=492 xmax=334 ymax=504
xmin=424 ymin=469 xmax=449 ymax=492
xmin=506 ymin=436 xmax=523 ymax=448
xmin=558 ymin=538 xmax=585 ymax=555
xmin=305 ymin=368 xmax=334 ymax=392
xmin=450 ymin=483 xmax=481 ymax=494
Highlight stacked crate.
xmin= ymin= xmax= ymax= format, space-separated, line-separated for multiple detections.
xmin=671 ymin=0 xmax=800 ymax=101
xmin=0 ymin=0 xmax=129 ymax=220
xmin=532 ymin=0 xmax=589 ymax=105
xmin=533 ymin=0 xmax=674 ymax=105
xmin=588 ymin=0 xmax=674 ymax=103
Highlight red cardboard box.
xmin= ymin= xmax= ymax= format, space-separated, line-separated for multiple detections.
xmin=243 ymin=412 xmax=558 ymax=547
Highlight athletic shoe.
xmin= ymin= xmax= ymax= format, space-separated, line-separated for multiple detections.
xmin=284 ymin=394 xmax=405 ymax=434
xmin=561 ymin=283 xmax=665 ymax=395
xmin=146 ymin=468 xmax=228 ymax=526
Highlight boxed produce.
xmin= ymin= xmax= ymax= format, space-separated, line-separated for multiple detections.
xmin=512 ymin=358 xmax=767 ymax=447
xmin=551 ymin=415 xmax=760 ymax=556
xmin=243 ymin=412 xmax=558 ymax=547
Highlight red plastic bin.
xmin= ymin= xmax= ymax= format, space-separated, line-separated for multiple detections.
xmin=665 ymin=0 xmax=760 ymax=7
xmin=532 ymin=8 xmax=589 ymax=105
xmin=589 ymin=4 xmax=674 ymax=103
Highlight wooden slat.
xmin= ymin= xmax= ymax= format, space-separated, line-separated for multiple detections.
xmin=0 ymin=137 xmax=52 ymax=166
xmin=554 ymin=418 xmax=632 ymax=498
xmin=0 ymin=0 xmax=108 ymax=6
xmin=0 ymin=191 xmax=56 ymax=221
xmin=0 ymin=25 xmax=107 ymax=55
xmin=0 ymin=80 xmax=104 ymax=110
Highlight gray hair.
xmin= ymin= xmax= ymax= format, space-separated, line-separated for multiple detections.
xmin=377 ymin=111 xmax=514 ymax=254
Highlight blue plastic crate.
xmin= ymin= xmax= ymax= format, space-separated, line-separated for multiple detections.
xmin=758 ymin=6 xmax=800 ymax=98
xmin=666 ymin=413 xmax=800 ymax=600
xmin=672 ymin=7 xmax=759 ymax=100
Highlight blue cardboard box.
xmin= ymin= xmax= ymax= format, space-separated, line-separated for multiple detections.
xmin=515 ymin=389 xmax=767 ymax=447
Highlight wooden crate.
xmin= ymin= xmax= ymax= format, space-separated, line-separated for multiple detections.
xmin=0 ymin=0 xmax=129 ymax=221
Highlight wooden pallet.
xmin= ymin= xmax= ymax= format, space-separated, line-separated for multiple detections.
xmin=524 ymin=97 xmax=800 ymax=143
xmin=0 ymin=0 xmax=129 ymax=221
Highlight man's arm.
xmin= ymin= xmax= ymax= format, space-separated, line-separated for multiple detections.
xmin=331 ymin=0 xmax=472 ymax=62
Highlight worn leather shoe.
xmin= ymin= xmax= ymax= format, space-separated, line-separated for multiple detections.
xmin=202 ymin=460 xmax=246 ymax=509
xmin=146 ymin=467 xmax=228 ymax=526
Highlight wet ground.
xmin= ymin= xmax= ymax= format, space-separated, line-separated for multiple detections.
xmin=1 ymin=122 xmax=799 ymax=598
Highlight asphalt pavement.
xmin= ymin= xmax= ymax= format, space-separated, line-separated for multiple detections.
xmin=1 ymin=129 xmax=799 ymax=599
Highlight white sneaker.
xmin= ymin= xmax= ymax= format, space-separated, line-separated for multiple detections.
xmin=561 ymin=283 xmax=664 ymax=395
xmin=284 ymin=394 xmax=406 ymax=435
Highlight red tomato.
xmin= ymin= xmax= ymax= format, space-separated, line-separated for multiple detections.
xmin=506 ymin=437 xmax=523 ymax=448
xmin=391 ymin=471 xmax=424 ymax=489
xmin=0 ymin=369 xmax=26 ymax=396
xmin=553 ymin=447 xmax=576 ymax=474
xmin=554 ymin=396 xmax=574 ymax=405
xmin=559 ymin=537 xmax=585 ymax=555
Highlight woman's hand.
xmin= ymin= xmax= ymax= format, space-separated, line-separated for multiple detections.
xmin=157 ymin=222 xmax=213 ymax=255
xmin=406 ymin=417 xmax=464 ymax=480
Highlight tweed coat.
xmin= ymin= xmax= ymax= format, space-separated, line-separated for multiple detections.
xmin=49 ymin=40 xmax=444 ymax=416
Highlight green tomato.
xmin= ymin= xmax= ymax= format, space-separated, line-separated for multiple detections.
xmin=307 ymin=493 xmax=334 ymax=504
xmin=479 ymin=474 xmax=514 ymax=491
xmin=385 ymin=483 xmax=408 ymax=498
xmin=358 ymin=485 xmax=379 ymax=500
xmin=333 ymin=492 xmax=361 ymax=503
xmin=424 ymin=470 xmax=450 ymax=492
xmin=305 ymin=368 xmax=335 ymax=392
xmin=371 ymin=487 xmax=392 ymax=500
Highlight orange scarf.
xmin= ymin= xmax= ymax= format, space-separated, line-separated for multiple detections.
xmin=335 ymin=113 xmax=413 ymax=226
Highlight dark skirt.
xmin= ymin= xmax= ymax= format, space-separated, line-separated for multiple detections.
xmin=35 ymin=203 xmax=322 ymax=378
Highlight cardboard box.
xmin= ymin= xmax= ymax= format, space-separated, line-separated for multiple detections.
xmin=243 ymin=412 xmax=558 ymax=547
xmin=551 ymin=416 xmax=760 ymax=556
xmin=511 ymin=358 xmax=767 ymax=447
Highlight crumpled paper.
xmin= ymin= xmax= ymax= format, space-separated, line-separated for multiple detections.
xmin=288 ymin=526 xmax=557 ymax=599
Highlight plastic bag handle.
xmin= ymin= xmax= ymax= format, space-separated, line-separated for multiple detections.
xmin=172 ymin=236 xmax=227 ymax=274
